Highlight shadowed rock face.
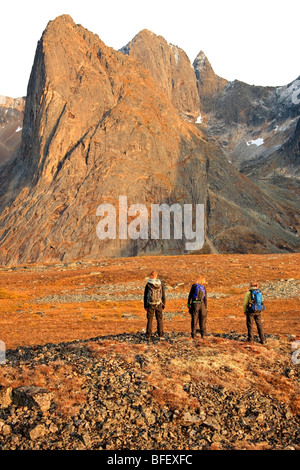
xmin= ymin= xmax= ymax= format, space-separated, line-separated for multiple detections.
xmin=193 ymin=55 xmax=300 ymax=240
xmin=0 ymin=96 xmax=25 ymax=167
xmin=193 ymin=53 xmax=300 ymax=180
xmin=0 ymin=15 xmax=299 ymax=265
xmin=193 ymin=51 xmax=228 ymax=115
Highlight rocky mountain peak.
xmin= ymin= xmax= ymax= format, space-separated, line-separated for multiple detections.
xmin=193 ymin=50 xmax=208 ymax=70
xmin=0 ymin=15 xmax=299 ymax=265
xmin=193 ymin=51 xmax=228 ymax=115
xmin=0 ymin=15 xmax=206 ymax=264
xmin=120 ymin=29 xmax=200 ymax=121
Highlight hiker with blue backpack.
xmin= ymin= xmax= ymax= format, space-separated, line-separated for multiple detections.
xmin=187 ymin=276 xmax=208 ymax=339
xmin=243 ymin=281 xmax=266 ymax=344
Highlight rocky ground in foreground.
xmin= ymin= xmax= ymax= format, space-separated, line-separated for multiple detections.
xmin=0 ymin=331 xmax=299 ymax=450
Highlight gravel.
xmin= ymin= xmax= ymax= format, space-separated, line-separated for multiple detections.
xmin=0 ymin=331 xmax=299 ymax=450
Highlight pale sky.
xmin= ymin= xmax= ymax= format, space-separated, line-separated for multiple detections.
xmin=1 ymin=0 xmax=299 ymax=98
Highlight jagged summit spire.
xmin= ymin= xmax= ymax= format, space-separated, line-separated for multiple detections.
xmin=120 ymin=29 xmax=200 ymax=120
xmin=193 ymin=51 xmax=215 ymax=77
xmin=194 ymin=50 xmax=208 ymax=64
xmin=45 ymin=14 xmax=75 ymax=32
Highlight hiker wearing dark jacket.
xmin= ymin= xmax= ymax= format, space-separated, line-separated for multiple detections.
xmin=144 ymin=271 xmax=166 ymax=342
xmin=187 ymin=276 xmax=208 ymax=339
xmin=243 ymin=281 xmax=266 ymax=344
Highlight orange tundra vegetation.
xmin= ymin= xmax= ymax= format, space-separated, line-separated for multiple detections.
xmin=0 ymin=252 xmax=299 ymax=422
xmin=0 ymin=252 xmax=298 ymax=349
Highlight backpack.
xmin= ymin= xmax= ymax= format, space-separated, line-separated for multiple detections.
xmin=193 ymin=284 xmax=205 ymax=302
xmin=248 ymin=289 xmax=265 ymax=313
xmin=147 ymin=281 xmax=162 ymax=307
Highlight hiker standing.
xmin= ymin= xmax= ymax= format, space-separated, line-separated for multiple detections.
xmin=243 ymin=281 xmax=266 ymax=344
xmin=144 ymin=271 xmax=166 ymax=342
xmin=187 ymin=276 xmax=208 ymax=339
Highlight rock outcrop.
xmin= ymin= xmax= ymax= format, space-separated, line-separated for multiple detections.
xmin=0 ymin=332 xmax=299 ymax=450
xmin=0 ymin=15 xmax=299 ymax=265
xmin=12 ymin=386 xmax=53 ymax=412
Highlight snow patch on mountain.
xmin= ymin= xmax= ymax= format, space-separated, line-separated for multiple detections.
xmin=246 ymin=138 xmax=264 ymax=147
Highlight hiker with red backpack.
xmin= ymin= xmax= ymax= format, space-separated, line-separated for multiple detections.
xmin=243 ymin=281 xmax=266 ymax=344
xmin=187 ymin=276 xmax=208 ymax=339
xmin=144 ymin=271 xmax=166 ymax=342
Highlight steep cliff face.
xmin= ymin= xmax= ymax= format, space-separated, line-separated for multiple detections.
xmin=120 ymin=29 xmax=201 ymax=121
xmin=0 ymin=15 xmax=208 ymax=264
xmin=193 ymin=55 xmax=300 ymax=238
xmin=0 ymin=96 xmax=25 ymax=167
xmin=194 ymin=55 xmax=300 ymax=180
xmin=0 ymin=15 xmax=299 ymax=265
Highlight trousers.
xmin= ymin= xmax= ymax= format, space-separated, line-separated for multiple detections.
xmin=190 ymin=302 xmax=207 ymax=338
xmin=246 ymin=311 xmax=265 ymax=343
xmin=146 ymin=306 xmax=164 ymax=338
